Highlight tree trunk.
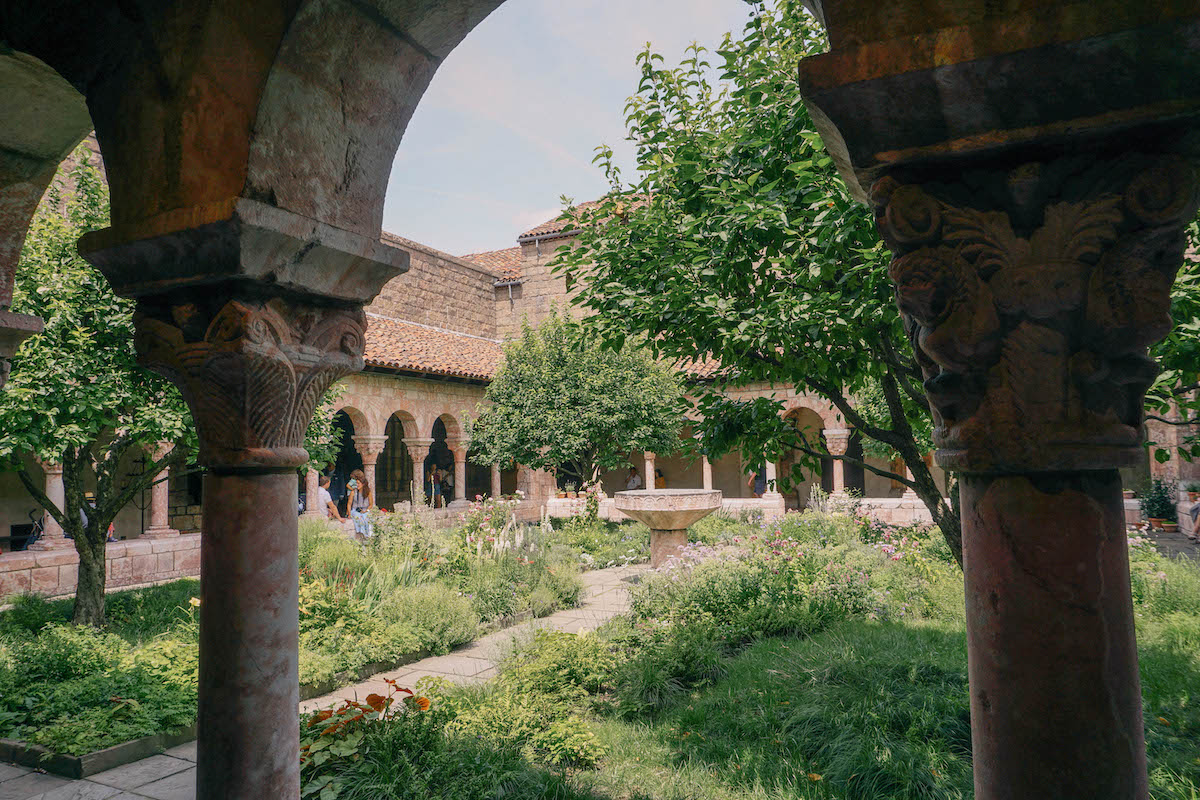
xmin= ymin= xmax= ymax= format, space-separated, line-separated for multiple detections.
xmin=906 ymin=456 xmax=963 ymax=567
xmin=72 ymin=524 xmax=108 ymax=626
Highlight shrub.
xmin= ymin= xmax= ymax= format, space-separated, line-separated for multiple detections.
xmin=501 ymin=630 xmax=617 ymax=696
xmin=611 ymin=621 xmax=725 ymax=716
xmin=1142 ymin=479 xmax=1179 ymax=522
xmin=377 ymin=584 xmax=478 ymax=655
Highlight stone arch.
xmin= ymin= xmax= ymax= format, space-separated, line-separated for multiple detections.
xmin=433 ymin=411 xmax=463 ymax=441
xmin=377 ymin=411 xmax=419 ymax=509
xmin=331 ymin=403 xmax=371 ymax=438
xmin=780 ymin=406 xmax=831 ymax=509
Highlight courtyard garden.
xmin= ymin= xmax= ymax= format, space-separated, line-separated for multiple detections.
xmin=0 ymin=495 xmax=598 ymax=756
xmin=296 ymin=508 xmax=1200 ymax=800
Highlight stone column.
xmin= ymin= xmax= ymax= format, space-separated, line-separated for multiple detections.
xmin=351 ymin=434 xmax=387 ymax=508
xmin=866 ymin=153 xmax=1200 ymax=799
xmin=143 ymin=442 xmax=180 ymax=538
xmin=901 ymin=465 xmax=919 ymax=499
xmin=301 ymin=470 xmax=322 ymax=517
xmin=406 ymin=438 xmax=433 ymax=506
xmin=824 ymin=428 xmax=850 ymax=494
xmin=643 ymin=452 xmax=655 ymax=489
xmin=701 ymin=457 xmax=713 ymax=490
xmin=446 ymin=439 xmax=468 ymax=505
xmin=762 ymin=457 xmax=781 ymax=497
xmin=30 ymin=459 xmax=70 ymax=550
xmin=81 ymin=201 xmax=404 ymax=800
xmin=490 ymin=464 xmax=502 ymax=499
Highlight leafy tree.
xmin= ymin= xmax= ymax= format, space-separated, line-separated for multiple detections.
xmin=0 ymin=147 xmax=339 ymax=626
xmin=554 ymin=1 xmax=964 ymax=563
xmin=469 ymin=310 xmax=684 ymax=487
xmin=1146 ymin=222 xmax=1200 ymax=465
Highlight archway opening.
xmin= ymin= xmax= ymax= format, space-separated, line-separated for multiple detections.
xmin=330 ymin=410 xmax=364 ymax=516
xmin=378 ymin=413 xmax=415 ymax=510
xmin=780 ymin=408 xmax=829 ymax=509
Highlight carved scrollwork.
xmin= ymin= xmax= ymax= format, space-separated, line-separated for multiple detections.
xmin=873 ymin=153 xmax=1199 ymax=473
xmin=135 ymin=296 xmax=365 ymax=469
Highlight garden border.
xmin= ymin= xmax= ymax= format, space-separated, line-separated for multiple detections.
xmin=0 ymin=724 xmax=197 ymax=780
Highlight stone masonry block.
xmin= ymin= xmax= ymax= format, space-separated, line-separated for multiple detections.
xmin=0 ymin=570 xmax=31 ymax=596
xmin=0 ymin=553 xmax=36 ymax=571
xmin=58 ymin=563 xmax=78 ymax=590
xmin=123 ymin=540 xmax=153 ymax=557
xmin=30 ymin=566 xmax=60 ymax=595
xmin=107 ymin=557 xmax=132 ymax=582
xmin=34 ymin=550 xmax=78 ymax=567
xmin=156 ymin=553 xmax=174 ymax=573
xmin=175 ymin=549 xmax=201 ymax=573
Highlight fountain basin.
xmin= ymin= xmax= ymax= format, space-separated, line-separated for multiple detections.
xmin=613 ymin=489 xmax=723 ymax=567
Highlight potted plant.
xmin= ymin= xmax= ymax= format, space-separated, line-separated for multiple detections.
xmin=1140 ymin=478 xmax=1177 ymax=530
xmin=1186 ymin=482 xmax=1200 ymax=502
xmin=556 ymin=486 xmax=567 ymax=499
xmin=1122 ymin=488 xmax=1136 ymax=500
xmin=565 ymin=481 xmax=578 ymax=499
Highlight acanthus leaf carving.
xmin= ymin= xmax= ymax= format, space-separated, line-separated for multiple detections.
xmin=873 ymin=152 xmax=1199 ymax=473
xmin=135 ymin=296 xmax=365 ymax=470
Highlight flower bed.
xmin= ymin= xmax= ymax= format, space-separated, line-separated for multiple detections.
xmin=0 ymin=503 xmax=591 ymax=763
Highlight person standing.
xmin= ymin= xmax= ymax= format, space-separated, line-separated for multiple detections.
xmin=429 ymin=466 xmax=442 ymax=508
xmin=347 ymin=469 xmax=372 ymax=538
xmin=747 ymin=467 xmax=766 ymax=498
xmin=654 ymin=468 xmax=667 ymax=489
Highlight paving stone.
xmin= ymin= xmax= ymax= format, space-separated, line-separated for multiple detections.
xmin=130 ymin=767 xmax=193 ymax=800
xmin=88 ymin=758 xmax=191 ymax=791
xmin=0 ymin=773 xmax=72 ymax=800
xmin=162 ymin=742 xmax=195 ymax=763
xmin=28 ymin=782 xmax=121 ymax=800
xmin=411 ymin=654 xmax=492 ymax=677
xmin=0 ymin=765 xmax=30 ymax=783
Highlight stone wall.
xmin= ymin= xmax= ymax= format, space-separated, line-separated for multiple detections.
xmin=0 ymin=533 xmax=200 ymax=598
xmin=495 ymin=237 xmax=584 ymax=339
xmin=370 ymin=235 xmax=499 ymax=339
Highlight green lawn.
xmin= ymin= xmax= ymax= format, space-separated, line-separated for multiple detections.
xmin=300 ymin=511 xmax=1200 ymax=800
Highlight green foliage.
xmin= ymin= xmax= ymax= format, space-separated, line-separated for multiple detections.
xmin=299 ymin=681 xmax=588 ymax=800
xmin=553 ymin=3 xmax=943 ymax=499
xmin=469 ymin=310 xmax=685 ymax=485
xmin=1146 ymin=222 xmax=1200 ymax=465
xmin=1142 ymin=479 xmax=1180 ymax=522
xmin=547 ymin=517 xmax=650 ymax=568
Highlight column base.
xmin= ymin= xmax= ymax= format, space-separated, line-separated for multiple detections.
xmin=29 ymin=535 xmax=74 ymax=551
xmin=447 ymin=499 xmax=470 ymax=510
xmin=143 ymin=526 xmax=181 ymax=538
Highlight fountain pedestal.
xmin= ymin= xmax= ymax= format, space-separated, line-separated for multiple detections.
xmin=613 ymin=489 xmax=723 ymax=567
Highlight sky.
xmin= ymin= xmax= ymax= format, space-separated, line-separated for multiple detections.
xmin=381 ymin=0 xmax=752 ymax=257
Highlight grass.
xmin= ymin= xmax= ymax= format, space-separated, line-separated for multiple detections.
xmin=0 ymin=579 xmax=201 ymax=644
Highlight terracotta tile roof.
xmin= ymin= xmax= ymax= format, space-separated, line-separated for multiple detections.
xmin=462 ymin=246 xmax=523 ymax=280
xmin=517 ymin=201 xmax=601 ymax=240
xmin=365 ymin=313 xmax=502 ymax=380
xmin=681 ymin=357 xmax=725 ymax=380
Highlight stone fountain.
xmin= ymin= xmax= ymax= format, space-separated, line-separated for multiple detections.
xmin=613 ymin=489 xmax=723 ymax=567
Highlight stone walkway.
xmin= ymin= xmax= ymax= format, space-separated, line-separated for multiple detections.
xmin=0 ymin=564 xmax=646 ymax=800
xmin=1150 ymin=529 xmax=1200 ymax=560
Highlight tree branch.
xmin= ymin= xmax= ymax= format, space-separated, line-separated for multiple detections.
xmin=784 ymin=439 xmax=915 ymax=489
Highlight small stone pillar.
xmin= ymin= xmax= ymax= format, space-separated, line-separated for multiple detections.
xmin=490 ymin=464 xmax=502 ymax=499
xmin=762 ymin=457 xmax=781 ymax=497
xmin=446 ymin=439 xmax=468 ymax=504
xmin=824 ymin=428 xmax=850 ymax=494
xmin=406 ymin=438 xmax=433 ymax=506
xmin=30 ymin=459 xmax=70 ymax=550
xmin=301 ymin=470 xmax=322 ymax=518
xmin=143 ymin=442 xmax=180 ymax=538
xmin=351 ymin=434 xmax=387 ymax=507
xmin=643 ymin=452 xmax=655 ymax=489
xmin=901 ymin=465 xmax=918 ymax=499
xmin=701 ymin=457 xmax=713 ymax=490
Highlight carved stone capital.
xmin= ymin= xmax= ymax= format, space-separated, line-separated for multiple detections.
xmin=824 ymin=428 xmax=852 ymax=457
xmin=134 ymin=293 xmax=365 ymax=470
xmin=406 ymin=437 xmax=433 ymax=465
xmin=352 ymin=434 xmax=387 ymax=465
xmin=445 ymin=438 xmax=469 ymax=461
xmin=873 ymin=152 xmax=1200 ymax=473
